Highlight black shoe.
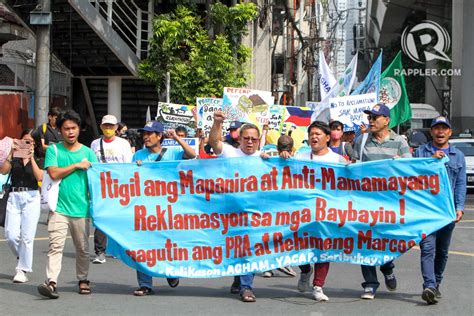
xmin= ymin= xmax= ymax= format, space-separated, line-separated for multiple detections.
xmin=166 ymin=278 xmax=179 ymax=288
xmin=38 ymin=281 xmax=59 ymax=299
xmin=384 ymin=273 xmax=397 ymax=291
xmin=230 ymin=280 xmax=240 ymax=294
xmin=435 ymin=287 xmax=442 ymax=299
xmin=422 ymin=288 xmax=438 ymax=305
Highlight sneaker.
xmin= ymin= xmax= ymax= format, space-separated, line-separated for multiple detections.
xmin=361 ymin=287 xmax=375 ymax=300
xmin=13 ymin=270 xmax=28 ymax=283
xmin=384 ymin=273 xmax=397 ymax=291
xmin=312 ymin=286 xmax=329 ymax=301
xmin=297 ymin=267 xmax=313 ymax=292
xmin=435 ymin=286 xmax=442 ymax=299
xmin=422 ymin=287 xmax=438 ymax=305
xmin=92 ymin=253 xmax=106 ymax=264
xmin=277 ymin=266 xmax=297 ymax=277
xmin=166 ymin=278 xmax=179 ymax=288
xmin=262 ymin=271 xmax=273 ymax=278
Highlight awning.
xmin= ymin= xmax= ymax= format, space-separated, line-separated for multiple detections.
xmin=410 ymin=103 xmax=440 ymax=119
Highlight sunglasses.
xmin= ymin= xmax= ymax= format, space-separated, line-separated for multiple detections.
xmin=367 ymin=114 xmax=382 ymax=121
xmin=242 ymin=136 xmax=259 ymax=143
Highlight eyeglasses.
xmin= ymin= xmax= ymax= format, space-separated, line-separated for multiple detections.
xmin=367 ymin=114 xmax=381 ymax=121
xmin=242 ymin=136 xmax=259 ymax=143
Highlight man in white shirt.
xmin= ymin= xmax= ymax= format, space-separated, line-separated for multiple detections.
xmin=295 ymin=121 xmax=347 ymax=163
xmin=208 ymin=111 xmax=261 ymax=303
xmin=90 ymin=115 xmax=132 ymax=264
xmin=293 ymin=121 xmax=345 ymax=302
xmin=209 ymin=111 xmax=260 ymax=158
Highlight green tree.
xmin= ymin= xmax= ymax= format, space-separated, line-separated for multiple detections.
xmin=138 ymin=3 xmax=258 ymax=105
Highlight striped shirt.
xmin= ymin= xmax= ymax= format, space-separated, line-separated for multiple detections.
xmin=353 ymin=130 xmax=412 ymax=162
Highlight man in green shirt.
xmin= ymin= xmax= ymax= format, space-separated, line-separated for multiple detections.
xmin=38 ymin=110 xmax=98 ymax=299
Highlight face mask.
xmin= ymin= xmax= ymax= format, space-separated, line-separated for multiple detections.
xmin=331 ymin=130 xmax=343 ymax=140
xmin=102 ymin=128 xmax=116 ymax=137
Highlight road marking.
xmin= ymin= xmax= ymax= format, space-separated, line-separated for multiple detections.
xmin=459 ymin=220 xmax=474 ymax=223
xmin=443 ymin=250 xmax=474 ymax=256
xmin=412 ymin=246 xmax=474 ymax=257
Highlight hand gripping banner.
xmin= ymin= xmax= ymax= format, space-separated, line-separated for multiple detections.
xmin=87 ymin=157 xmax=455 ymax=278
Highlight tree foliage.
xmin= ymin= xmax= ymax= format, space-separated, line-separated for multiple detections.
xmin=138 ymin=3 xmax=258 ymax=105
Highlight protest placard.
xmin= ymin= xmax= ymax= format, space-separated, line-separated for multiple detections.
xmin=329 ymin=93 xmax=377 ymax=128
xmin=196 ymin=98 xmax=228 ymax=137
xmin=156 ymin=102 xmax=197 ymax=136
xmin=222 ymin=87 xmax=274 ymax=127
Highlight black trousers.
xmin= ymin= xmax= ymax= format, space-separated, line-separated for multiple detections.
xmin=94 ymin=228 xmax=107 ymax=255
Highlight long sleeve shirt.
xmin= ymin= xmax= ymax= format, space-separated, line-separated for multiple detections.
xmin=414 ymin=142 xmax=466 ymax=211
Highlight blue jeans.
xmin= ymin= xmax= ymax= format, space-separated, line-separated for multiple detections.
xmin=239 ymin=274 xmax=254 ymax=293
xmin=137 ymin=270 xmax=153 ymax=289
xmin=420 ymin=222 xmax=455 ymax=289
xmin=361 ymin=261 xmax=394 ymax=291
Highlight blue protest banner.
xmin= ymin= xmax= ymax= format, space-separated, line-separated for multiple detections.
xmin=87 ymin=157 xmax=455 ymax=278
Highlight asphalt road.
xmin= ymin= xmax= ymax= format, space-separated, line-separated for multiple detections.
xmin=0 ymin=194 xmax=473 ymax=316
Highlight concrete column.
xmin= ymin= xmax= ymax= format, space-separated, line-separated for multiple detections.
xmin=424 ymin=1 xmax=448 ymax=115
xmin=452 ymin=0 xmax=474 ymax=133
xmin=107 ymin=77 xmax=122 ymax=121
xmin=34 ymin=0 xmax=51 ymax=127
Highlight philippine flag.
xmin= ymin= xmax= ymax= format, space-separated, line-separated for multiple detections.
xmin=285 ymin=106 xmax=313 ymax=126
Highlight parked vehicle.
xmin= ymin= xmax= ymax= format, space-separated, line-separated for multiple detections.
xmin=449 ymin=138 xmax=474 ymax=189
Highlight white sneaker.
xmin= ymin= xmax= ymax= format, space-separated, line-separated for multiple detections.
xmin=262 ymin=271 xmax=273 ymax=278
xmin=13 ymin=270 xmax=28 ymax=283
xmin=92 ymin=253 xmax=106 ymax=264
xmin=361 ymin=287 xmax=375 ymax=300
xmin=297 ymin=266 xmax=313 ymax=292
xmin=312 ymin=286 xmax=329 ymax=301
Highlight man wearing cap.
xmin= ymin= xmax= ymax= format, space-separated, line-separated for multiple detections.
xmin=209 ymin=111 xmax=261 ymax=302
xmin=414 ymin=116 xmax=465 ymax=305
xmin=131 ymin=121 xmax=196 ymax=296
xmin=353 ymin=103 xmax=412 ymax=300
xmin=224 ymin=121 xmax=243 ymax=148
xmin=90 ymin=115 xmax=133 ymax=264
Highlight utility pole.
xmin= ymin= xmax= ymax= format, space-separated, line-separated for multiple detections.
xmin=165 ymin=72 xmax=170 ymax=103
xmin=33 ymin=0 xmax=51 ymax=127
